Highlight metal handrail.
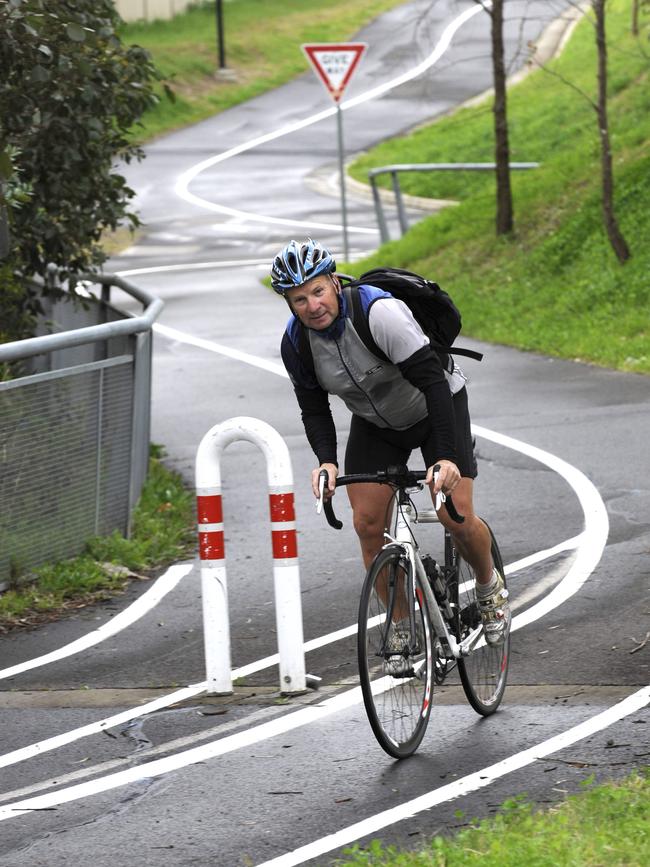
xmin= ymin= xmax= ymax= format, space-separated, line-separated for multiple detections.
xmin=368 ymin=162 xmax=540 ymax=176
xmin=0 ymin=272 xmax=164 ymax=363
xmin=368 ymin=161 xmax=540 ymax=243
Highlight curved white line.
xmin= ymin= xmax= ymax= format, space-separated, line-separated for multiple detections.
xmin=255 ymin=686 xmax=650 ymax=867
xmin=0 ymin=679 xmax=646 ymax=824
xmin=117 ymin=259 xmax=272 ymax=278
xmin=0 ymin=683 xmax=207 ymax=772
xmin=0 ymin=563 xmax=193 ymax=682
xmin=473 ymin=425 xmax=609 ymax=632
xmin=506 ymin=532 xmax=584 ymax=574
xmin=154 ymin=323 xmax=288 ymax=377
xmin=115 ymin=255 xmax=370 ymax=280
xmin=174 ymin=2 xmax=486 ymax=231
xmin=0 ymin=423 xmax=608 ymax=787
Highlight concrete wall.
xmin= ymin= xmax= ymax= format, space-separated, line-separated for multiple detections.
xmin=114 ymin=0 xmax=194 ymax=23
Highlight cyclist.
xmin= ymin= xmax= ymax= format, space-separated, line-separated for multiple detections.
xmin=272 ymin=237 xmax=510 ymax=646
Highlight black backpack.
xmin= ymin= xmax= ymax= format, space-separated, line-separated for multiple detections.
xmin=298 ymin=266 xmax=483 ymax=372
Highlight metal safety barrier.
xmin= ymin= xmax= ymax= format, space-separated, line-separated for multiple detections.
xmin=0 ymin=270 xmax=162 ymax=587
xmin=195 ymin=417 xmax=306 ymax=695
xmin=369 ymin=161 xmax=540 ymax=243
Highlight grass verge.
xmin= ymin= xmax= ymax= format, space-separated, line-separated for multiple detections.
xmin=338 ymin=770 xmax=650 ymax=866
xmin=120 ymin=0 xmax=406 ymax=142
xmin=0 ymin=447 xmax=195 ymax=632
xmin=347 ymin=0 xmax=650 ymax=373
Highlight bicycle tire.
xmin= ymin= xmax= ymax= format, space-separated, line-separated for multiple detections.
xmin=357 ymin=545 xmax=435 ymax=758
xmin=448 ymin=524 xmax=509 ymax=715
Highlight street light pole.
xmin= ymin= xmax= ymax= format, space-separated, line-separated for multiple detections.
xmin=215 ymin=0 xmax=226 ymax=70
xmin=335 ymin=105 xmax=349 ymax=262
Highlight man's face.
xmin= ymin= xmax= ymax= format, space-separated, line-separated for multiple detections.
xmin=286 ymin=274 xmax=340 ymax=330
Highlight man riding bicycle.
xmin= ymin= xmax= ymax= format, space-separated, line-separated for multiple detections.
xmin=272 ymin=237 xmax=510 ymax=646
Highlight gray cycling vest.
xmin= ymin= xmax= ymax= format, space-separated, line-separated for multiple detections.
xmin=308 ymin=316 xmax=427 ymax=430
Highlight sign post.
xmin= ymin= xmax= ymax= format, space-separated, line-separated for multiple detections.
xmin=302 ymin=43 xmax=367 ymax=262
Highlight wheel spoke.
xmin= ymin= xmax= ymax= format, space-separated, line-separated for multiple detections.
xmin=452 ymin=527 xmax=510 ymax=714
xmin=358 ymin=546 xmax=434 ymax=758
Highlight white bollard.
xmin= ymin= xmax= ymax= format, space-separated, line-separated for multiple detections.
xmin=195 ymin=417 xmax=307 ymax=695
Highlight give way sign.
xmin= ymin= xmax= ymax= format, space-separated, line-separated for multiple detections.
xmin=301 ymin=42 xmax=367 ymax=103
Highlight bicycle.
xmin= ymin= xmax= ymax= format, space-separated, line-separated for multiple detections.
xmin=318 ymin=464 xmax=509 ymax=758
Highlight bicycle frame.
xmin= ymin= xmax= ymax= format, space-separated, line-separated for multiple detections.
xmin=384 ymin=489 xmax=484 ymax=660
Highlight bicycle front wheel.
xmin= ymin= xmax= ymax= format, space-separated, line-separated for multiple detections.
xmin=357 ymin=545 xmax=435 ymax=758
xmin=449 ymin=524 xmax=509 ymax=715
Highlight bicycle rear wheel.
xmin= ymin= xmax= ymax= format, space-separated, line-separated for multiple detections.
xmin=357 ymin=545 xmax=435 ymax=758
xmin=448 ymin=524 xmax=509 ymax=715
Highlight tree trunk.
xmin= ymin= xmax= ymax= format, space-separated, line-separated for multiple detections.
xmin=490 ymin=0 xmax=513 ymax=235
xmin=595 ymin=0 xmax=631 ymax=262
xmin=632 ymin=0 xmax=639 ymax=36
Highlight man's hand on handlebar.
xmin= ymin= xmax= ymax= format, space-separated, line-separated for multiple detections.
xmin=312 ymin=462 xmax=338 ymax=501
xmin=426 ymin=459 xmax=460 ymax=499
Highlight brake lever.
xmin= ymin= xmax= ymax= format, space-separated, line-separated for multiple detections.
xmin=317 ymin=469 xmax=343 ymax=530
xmin=432 ymin=464 xmax=464 ymax=524
xmin=433 ymin=469 xmax=446 ymax=512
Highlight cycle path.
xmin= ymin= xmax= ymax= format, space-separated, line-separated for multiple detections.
xmin=1 ymin=0 xmax=649 ymax=863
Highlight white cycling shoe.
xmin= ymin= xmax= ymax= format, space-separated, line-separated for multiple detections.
xmin=477 ymin=570 xmax=511 ymax=647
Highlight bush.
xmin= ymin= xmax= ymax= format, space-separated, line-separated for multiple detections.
xmin=0 ymin=0 xmax=164 ymax=332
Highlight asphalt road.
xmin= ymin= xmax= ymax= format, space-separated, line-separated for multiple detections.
xmin=1 ymin=1 xmax=649 ymax=865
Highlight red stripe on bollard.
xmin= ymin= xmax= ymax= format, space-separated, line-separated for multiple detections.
xmin=199 ymin=530 xmax=225 ymax=561
xmin=271 ymin=529 xmax=298 ymax=560
xmin=197 ymin=494 xmax=223 ymax=524
xmin=269 ymin=492 xmax=295 ymax=522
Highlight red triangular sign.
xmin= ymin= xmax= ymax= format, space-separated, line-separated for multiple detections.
xmin=302 ymin=43 xmax=367 ymax=103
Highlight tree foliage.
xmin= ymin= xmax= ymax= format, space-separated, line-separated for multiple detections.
xmin=0 ymin=0 xmax=161 ymax=296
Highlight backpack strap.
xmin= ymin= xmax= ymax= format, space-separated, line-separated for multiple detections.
xmin=445 ymin=346 xmax=483 ymax=361
xmin=297 ymin=318 xmax=315 ymax=375
xmin=345 ymin=285 xmax=390 ymax=363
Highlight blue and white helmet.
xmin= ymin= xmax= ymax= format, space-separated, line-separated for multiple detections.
xmin=270 ymin=238 xmax=336 ymax=295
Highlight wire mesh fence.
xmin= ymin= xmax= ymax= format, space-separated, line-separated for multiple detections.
xmin=0 ymin=273 xmax=162 ymax=588
xmin=0 ymin=358 xmax=134 ymax=581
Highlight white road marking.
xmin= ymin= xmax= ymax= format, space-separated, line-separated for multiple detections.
xmin=0 ymin=683 xmax=208 ymax=772
xmin=0 ymin=703 xmax=282 ymax=804
xmin=0 ymin=423 xmax=610 ymax=811
xmin=0 ymin=526 xmax=546 ymax=775
xmin=153 ymin=323 xmax=288 ymax=377
xmin=0 ymin=685 xmax=363 ymax=820
xmin=474 ymin=425 xmax=609 ymax=632
xmin=255 ymin=686 xmax=650 ymax=867
xmin=116 ymin=258 xmax=272 ymax=277
xmin=2 ymin=670 xmax=643 ymax=825
xmin=505 ymin=532 xmax=583 ymax=575
xmin=174 ymin=2 xmax=486 ymax=231
xmin=0 ymin=563 xmax=193 ymax=682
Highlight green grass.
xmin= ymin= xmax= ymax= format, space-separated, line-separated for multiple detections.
xmin=338 ymin=770 xmax=650 ymax=866
xmin=347 ymin=0 xmax=650 ymax=373
xmin=120 ymin=0 xmax=407 ymax=141
xmin=0 ymin=447 xmax=195 ymax=630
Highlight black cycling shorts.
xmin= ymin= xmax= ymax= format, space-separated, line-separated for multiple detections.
xmin=344 ymin=386 xmax=477 ymax=479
